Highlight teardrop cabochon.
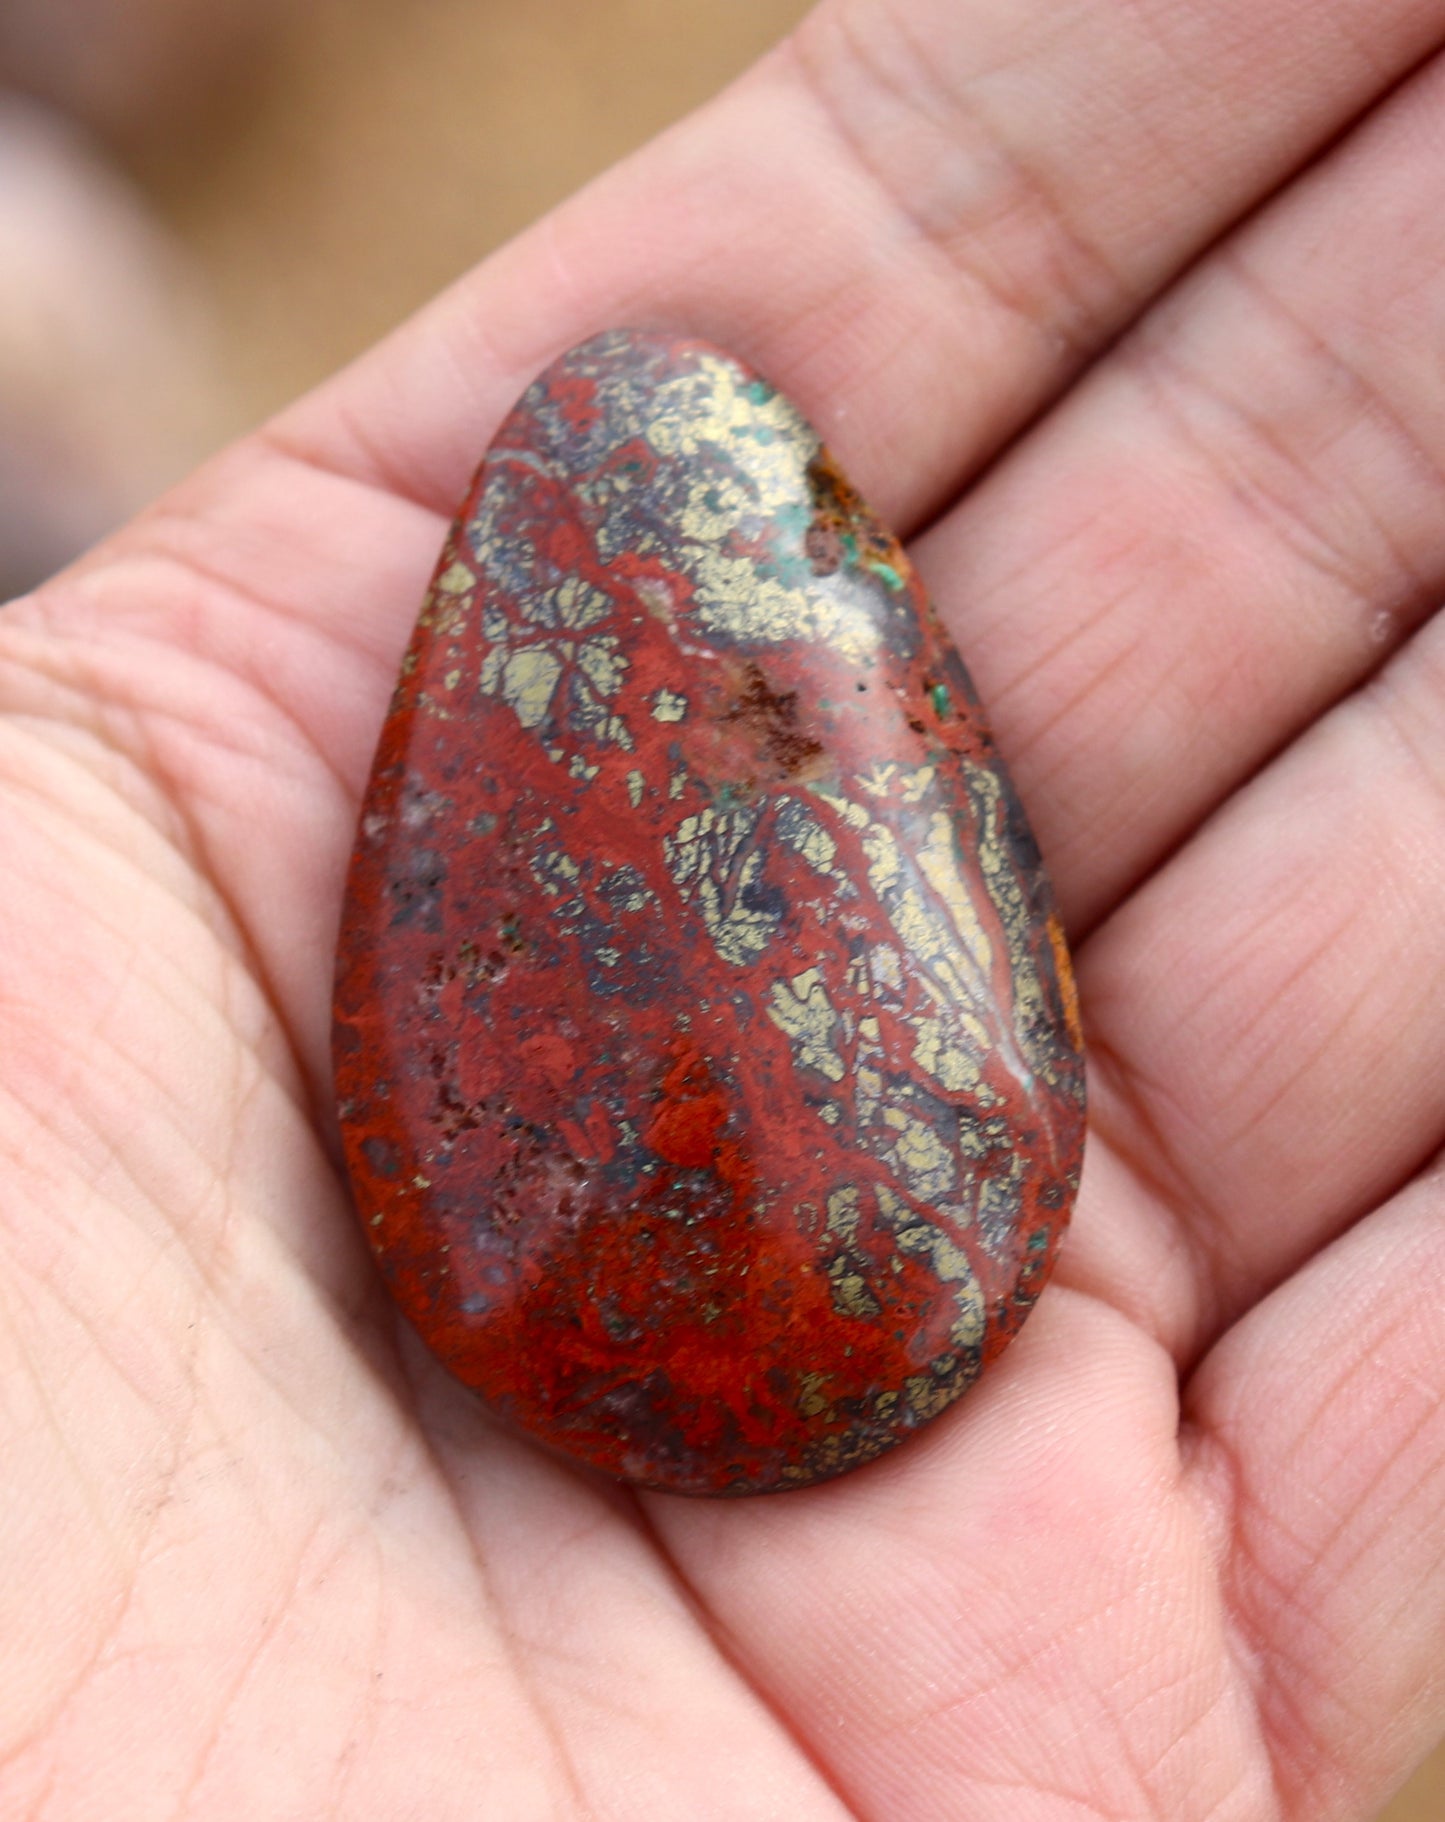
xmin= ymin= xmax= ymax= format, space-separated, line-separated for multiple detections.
xmin=332 ymin=330 xmax=1086 ymax=1496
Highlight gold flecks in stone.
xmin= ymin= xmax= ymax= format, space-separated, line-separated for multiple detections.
xmin=859 ymin=762 xmax=936 ymax=807
xmin=665 ymin=805 xmax=783 ymax=968
xmin=860 ymin=820 xmax=903 ymax=896
xmin=498 ymin=647 xmax=562 ymax=729
xmin=436 ymin=560 xmax=474 ymax=596
xmin=644 ymin=363 xmax=884 ymax=662
xmin=797 ymin=1371 xmax=830 ymax=1419
xmin=652 ymin=688 xmax=688 ymax=722
xmin=869 ymin=946 xmax=903 ymax=995
xmin=697 ymin=851 xmax=777 ymax=966
xmin=841 ymin=799 xmax=1031 ymax=1099
xmin=776 ymin=798 xmax=849 ymax=886
xmin=767 ymin=968 xmax=846 ymax=1082
xmin=419 ymin=589 xmax=469 ymax=643
xmin=602 ymin=867 xmax=653 ymax=913
xmin=976 ymin=1162 xmax=1026 ymax=1252
xmin=842 ymin=953 xmax=870 ymax=999
xmin=966 ymin=759 xmax=1052 ymax=1075
xmin=825 ymin=1186 xmax=861 ymax=1245
xmin=948 ymin=1294 xmax=985 ymax=1353
xmin=827 ymin=1255 xmax=881 ymax=1321
xmin=883 ymin=1106 xmax=956 ymax=1202
xmin=647 ymin=353 xmax=808 ymax=468
xmin=932 ymin=1233 xmax=971 ymax=1281
xmin=904 ymin=1372 xmax=956 ymax=1423
xmin=530 ymin=846 xmax=583 ymax=903
xmin=815 ymin=787 xmax=871 ymax=835
xmin=576 ymin=636 xmax=627 ymax=697
xmin=910 ymin=1016 xmax=984 ymax=1094
xmin=856 ymin=1064 xmax=884 ymax=1124
xmin=893 ymin=1215 xmax=986 ymax=1350
xmin=917 ymin=810 xmax=993 ymax=976
xmin=549 ymin=576 xmax=612 ymax=631
xmin=686 ymin=547 xmax=882 ymax=665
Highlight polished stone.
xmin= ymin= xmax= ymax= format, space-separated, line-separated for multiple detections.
xmin=333 ymin=330 xmax=1086 ymax=1494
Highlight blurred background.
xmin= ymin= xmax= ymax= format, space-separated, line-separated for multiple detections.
xmin=0 ymin=0 xmax=811 ymax=597
xmin=0 ymin=4 xmax=1440 ymax=1812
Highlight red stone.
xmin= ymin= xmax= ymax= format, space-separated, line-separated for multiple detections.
xmin=332 ymin=331 xmax=1086 ymax=1495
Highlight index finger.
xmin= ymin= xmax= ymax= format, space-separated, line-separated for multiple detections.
xmin=273 ymin=0 xmax=1445 ymax=536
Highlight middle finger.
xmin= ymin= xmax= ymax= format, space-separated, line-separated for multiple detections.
xmin=911 ymin=41 xmax=1445 ymax=936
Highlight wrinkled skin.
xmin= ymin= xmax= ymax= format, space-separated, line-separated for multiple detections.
xmin=3 ymin=0 xmax=1445 ymax=1815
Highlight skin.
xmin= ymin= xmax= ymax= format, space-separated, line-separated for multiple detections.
xmin=1 ymin=0 xmax=1444 ymax=1813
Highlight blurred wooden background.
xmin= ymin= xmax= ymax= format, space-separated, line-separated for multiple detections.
xmin=3 ymin=2 xmax=1440 ymax=1811
xmin=133 ymin=0 xmax=818 ymax=441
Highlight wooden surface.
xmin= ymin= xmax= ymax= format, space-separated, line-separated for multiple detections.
xmin=128 ymin=3 xmax=1445 ymax=1814
xmin=1387 ymin=1747 xmax=1445 ymax=1822
xmin=132 ymin=0 xmax=813 ymax=438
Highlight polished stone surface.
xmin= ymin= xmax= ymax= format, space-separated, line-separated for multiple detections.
xmin=333 ymin=330 xmax=1086 ymax=1494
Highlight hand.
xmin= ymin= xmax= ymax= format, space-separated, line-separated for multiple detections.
xmin=3 ymin=0 xmax=1443 ymax=1814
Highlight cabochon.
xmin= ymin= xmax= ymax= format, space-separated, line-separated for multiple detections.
xmin=333 ymin=330 xmax=1086 ymax=1494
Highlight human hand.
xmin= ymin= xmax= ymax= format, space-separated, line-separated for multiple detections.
xmin=3 ymin=0 xmax=1444 ymax=1814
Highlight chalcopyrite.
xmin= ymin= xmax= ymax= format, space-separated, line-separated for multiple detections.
xmin=333 ymin=330 xmax=1086 ymax=1495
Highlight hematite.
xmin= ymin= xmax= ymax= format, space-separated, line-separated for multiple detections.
xmin=332 ymin=331 xmax=1086 ymax=1495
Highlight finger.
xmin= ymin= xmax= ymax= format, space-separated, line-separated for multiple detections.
xmin=645 ymin=1294 xmax=1270 ymax=1822
xmin=1074 ymin=603 xmax=1445 ymax=1361
xmin=400 ymin=1360 xmax=858 ymax=1822
xmin=274 ymin=0 xmax=1445 ymax=533
xmin=908 ymin=40 xmax=1445 ymax=933
xmin=1183 ymin=1168 xmax=1445 ymax=1822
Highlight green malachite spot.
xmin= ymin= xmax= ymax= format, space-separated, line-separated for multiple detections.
xmin=869 ymin=561 xmax=906 ymax=593
xmin=931 ymin=682 xmax=952 ymax=719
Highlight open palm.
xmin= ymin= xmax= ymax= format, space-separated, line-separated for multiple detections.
xmin=4 ymin=0 xmax=1445 ymax=1815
